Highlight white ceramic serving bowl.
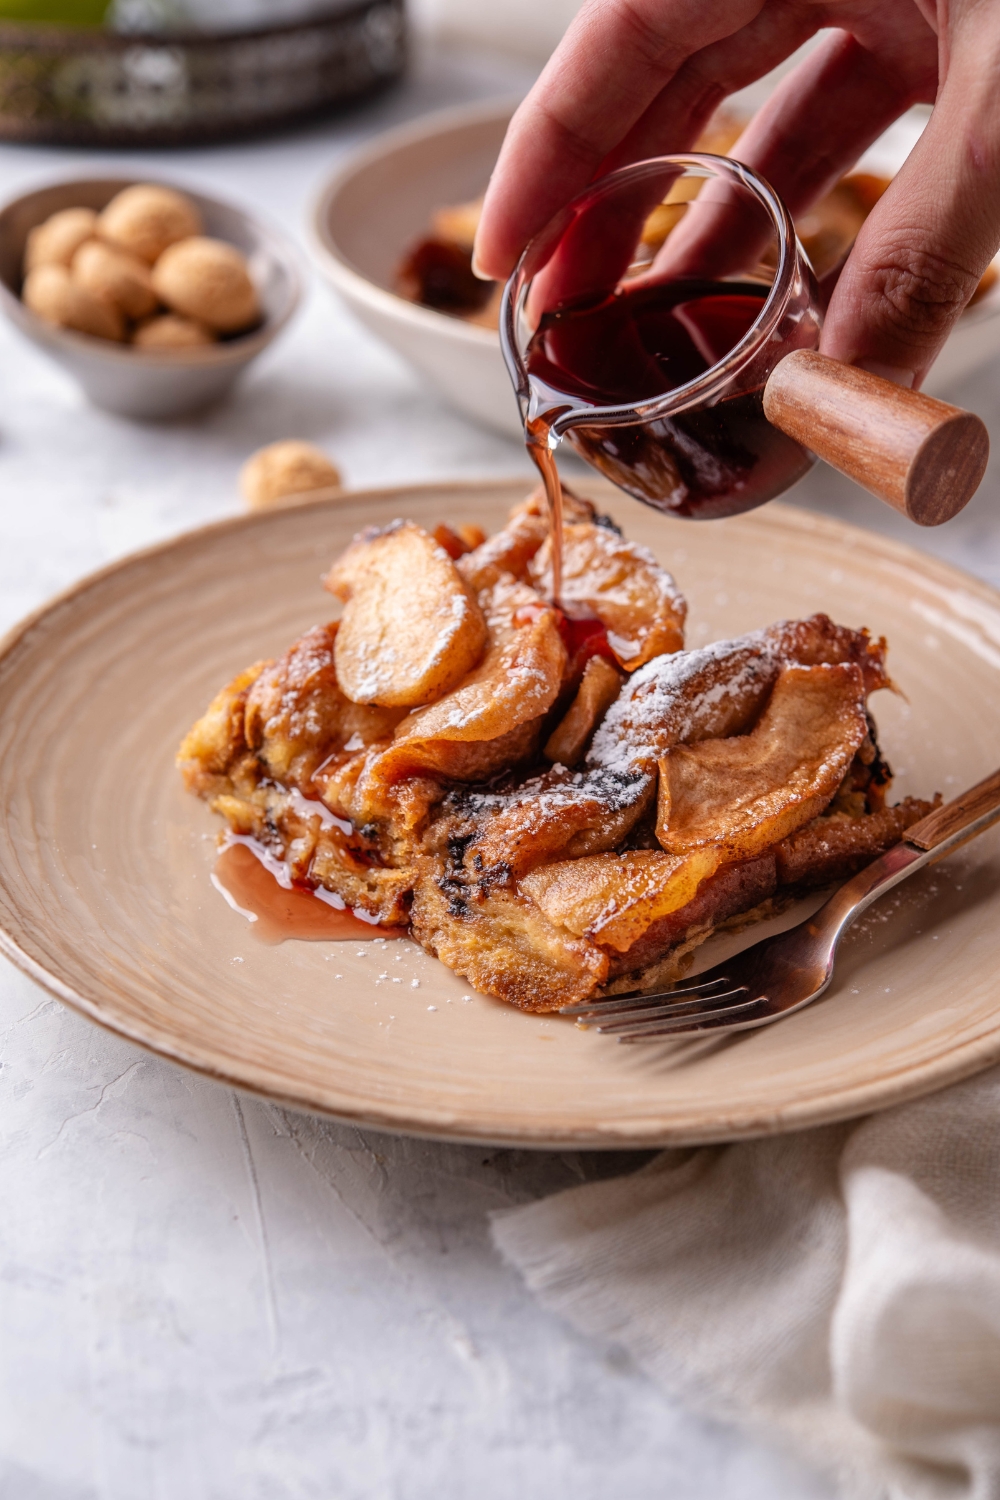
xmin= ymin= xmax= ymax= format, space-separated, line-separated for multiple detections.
xmin=0 ymin=177 xmax=302 ymax=421
xmin=311 ymin=99 xmax=1000 ymax=438
xmin=312 ymin=99 xmax=521 ymax=439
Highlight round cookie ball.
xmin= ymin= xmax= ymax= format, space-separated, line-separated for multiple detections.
xmin=151 ymin=236 xmax=260 ymax=335
xmin=98 ymin=183 xmax=202 ymax=265
xmin=133 ymin=314 xmax=215 ymax=350
xmin=24 ymin=208 xmax=98 ymax=272
xmin=240 ymin=441 xmax=342 ymax=510
xmin=23 ymin=264 xmax=125 ymax=342
xmin=72 ymin=239 xmax=158 ymax=320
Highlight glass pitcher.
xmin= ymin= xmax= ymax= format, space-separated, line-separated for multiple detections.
xmin=500 ymin=153 xmax=824 ymax=520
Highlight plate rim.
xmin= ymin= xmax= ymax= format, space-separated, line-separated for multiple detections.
xmin=4 ymin=480 xmax=1000 ymax=1149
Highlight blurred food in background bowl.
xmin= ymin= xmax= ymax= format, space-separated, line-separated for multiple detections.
xmin=393 ymin=111 xmax=744 ymax=333
xmin=312 ymin=100 xmax=517 ymax=438
xmin=311 ymin=100 xmax=1000 ymax=439
xmin=0 ymin=0 xmax=404 ymax=146
xmin=0 ymin=176 xmax=301 ymax=419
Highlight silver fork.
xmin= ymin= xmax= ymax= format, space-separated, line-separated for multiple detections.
xmin=561 ymin=767 xmax=1000 ymax=1041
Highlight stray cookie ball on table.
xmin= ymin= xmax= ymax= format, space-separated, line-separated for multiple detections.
xmin=240 ymin=441 xmax=342 ymax=511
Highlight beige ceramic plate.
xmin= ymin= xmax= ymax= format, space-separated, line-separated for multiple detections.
xmin=2 ymin=480 xmax=1000 ymax=1148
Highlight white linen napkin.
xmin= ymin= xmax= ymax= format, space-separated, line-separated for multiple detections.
xmin=493 ymin=1067 xmax=1000 ymax=1500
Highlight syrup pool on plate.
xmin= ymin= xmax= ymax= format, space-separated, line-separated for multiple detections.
xmin=212 ymin=840 xmax=402 ymax=945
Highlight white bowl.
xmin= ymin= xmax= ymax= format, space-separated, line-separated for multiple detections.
xmin=310 ymin=99 xmax=1000 ymax=435
xmin=0 ymin=177 xmax=302 ymax=421
xmin=311 ymin=99 xmax=521 ymax=439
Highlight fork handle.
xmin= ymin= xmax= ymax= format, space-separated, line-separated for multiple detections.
xmin=804 ymin=766 xmax=1000 ymax=954
xmin=904 ymin=767 xmax=1000 ymax=850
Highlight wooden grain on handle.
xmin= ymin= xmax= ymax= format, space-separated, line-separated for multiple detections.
xmin=905 ymin=768 xmax=1000 ymax=850
xmin=762 ymin=350 xmax=989 ymax=526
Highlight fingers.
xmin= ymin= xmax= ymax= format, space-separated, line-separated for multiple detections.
xmin=729 ymin=20 xmax=937 ymax=216
xmin=821 ymin=30 xmax=1000 ymax=385
xmin=597 ymin=1 xmax=819 ymax=176
xmin=473 ymin=0 xmax=764 ymax=280
xmin=632 ymin=21 xmax=936 ymax=290
xmin=475 ymin=0 xmax=992 ymax=396
xmin=474 ymin=0 xmax=936 ymax=283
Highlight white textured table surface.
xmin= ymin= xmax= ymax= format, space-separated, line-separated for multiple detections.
xmin=3 ymin=39 xmax=1000 ymax=1500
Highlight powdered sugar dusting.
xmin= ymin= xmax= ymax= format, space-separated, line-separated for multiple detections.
xmin=395 ymin=574 xmax=562 ymax=739
xmin=456 ymin=763 xmax=651 ymax=824
xmin=347 ymin=635 xmax=396 ymax=704
xmin=589 ymin=628 xmax=780 ymax=771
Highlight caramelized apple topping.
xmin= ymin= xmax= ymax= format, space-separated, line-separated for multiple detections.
xmin=591 ymin=614 xmax=888 ymax=775
xmin=544 ymin=654 xmax=624 ymax=767
xmin=242 ymin=623 xmax=406 ymax=785
xmin=528 ymin=521 xmax=686 ymax=669
xmin=364 ymin=575 xmax=567 ymax=787
xmin=457 ymin=484 xmax=599 ymax=592
xmin=656 ymin=662 xmax=869 ymax=861
xmin=325 ymin=521 xmax=487 ymax=707
xmin=522 ymin=847 xmax=722 ymax=952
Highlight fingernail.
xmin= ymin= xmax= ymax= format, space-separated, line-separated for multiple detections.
xmin=470 ymin=246 xmax=490 ymax=281
xmin=856 ymin=360 xmax=916 ymax=389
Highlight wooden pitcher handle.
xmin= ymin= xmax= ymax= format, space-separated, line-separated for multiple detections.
xmin=762 ymin=349 xmax=989 ymax=526
xmin=905 ymin=767 xmax=1000 ymax=851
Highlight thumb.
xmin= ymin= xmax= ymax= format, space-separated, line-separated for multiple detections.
xmin=820 ymin=58 xmax=1000 ymax=388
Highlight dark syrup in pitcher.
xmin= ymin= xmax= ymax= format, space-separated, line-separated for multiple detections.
xmin=524 ymin=278 xmax=812 ymax=545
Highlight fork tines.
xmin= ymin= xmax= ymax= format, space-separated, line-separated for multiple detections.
xmin=560 ymin=972 xmax=756 ymax=1041
xmin=560 ymin=973 xmax=732 ymax=1017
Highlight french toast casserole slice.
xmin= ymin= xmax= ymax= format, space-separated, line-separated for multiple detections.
xmin=179 ymin=488 xmax=937 ymax=1011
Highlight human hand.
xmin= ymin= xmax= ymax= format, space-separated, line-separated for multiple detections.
xmin=473 ymin=0 xmax=1000 ymax=388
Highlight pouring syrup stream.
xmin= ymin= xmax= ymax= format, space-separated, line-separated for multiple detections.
xmin=526 ymin=415 xmax=564 ymax=606
xmin=518 ymin=278 xmax=813 ymax=557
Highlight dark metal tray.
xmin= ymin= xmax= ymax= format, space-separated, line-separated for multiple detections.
xmin=0 ymin=1 xmax=404 ymax=146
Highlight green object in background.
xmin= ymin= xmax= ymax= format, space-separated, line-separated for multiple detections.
xmin=0 ymin=0 xmax=111 ymax=25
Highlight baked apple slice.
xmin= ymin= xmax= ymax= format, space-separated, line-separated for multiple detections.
xmin=455 ymin=614 xmax=887 ymax=885
xmin=544 ymin=654 xmax=624 ymax=767
xmin=243 ymin=623 xmax=406 ymax=785
xmin=528 ymin=521 xmax=686 ymax=669
xmin=657 ymin=662 xmax=869 ymax=860
xmin=363 ymin=576 xmax=567 ymax=786
xmin=325 ymin=521 xmax=487 ymax=707
xmin=457 ymin=484 xmax=598 ymax=590
xmin=522 ymin=846 xmax=721 ymax=953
